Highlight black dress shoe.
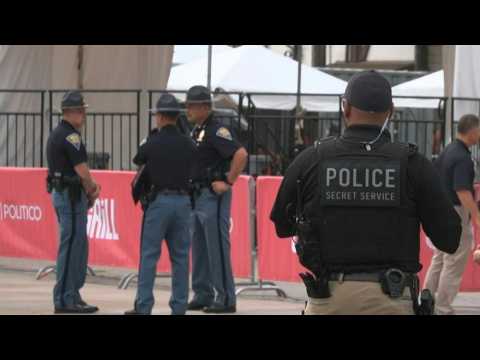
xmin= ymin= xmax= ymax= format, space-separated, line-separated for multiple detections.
xmin=187 ymin=300 xmax=210 ymax=311
xmin=124 ymin=309 xmax=149 ymax=315
xmin=77 ymin=301 xmax=99 ymax=313
xmin=203 ymin=304 xmax=236 ymax=314
xmin=54 ymin=304 xmax=98 ymax=314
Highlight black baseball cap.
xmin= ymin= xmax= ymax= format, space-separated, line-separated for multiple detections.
xmin=61 ymin=91 xmax=88 ymax=110
xmin=185 ymin=85 xmax=212 ymax=104
xmin=149 ymin=93 xmax=183 ymax=114
xmin=343 ymin=70 xmax=392 ymax=113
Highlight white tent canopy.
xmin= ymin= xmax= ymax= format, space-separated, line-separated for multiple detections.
xmin=392 ymin=70 xmax=444 ymax=109
xmin=172 ymin=45 xmax=233 ymax=66
xmin=453 ymin=45 xmax=480 ymax=120
xmin=168 ymin=45 xmax=348 ymax=112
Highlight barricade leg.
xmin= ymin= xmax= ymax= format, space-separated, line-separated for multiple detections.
xmin=235 ymin=279 xmax=288 ymax=298
xmin=118 ymin=272 xmax=171 ymax=290
xmin=36 ymin=264 xmax=97 ymax=280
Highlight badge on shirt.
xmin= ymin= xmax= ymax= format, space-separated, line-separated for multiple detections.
xmin=66 ymin=133 xmax=82 ymax=151
xmin=216 ymin=127 xmax=232 ymax=141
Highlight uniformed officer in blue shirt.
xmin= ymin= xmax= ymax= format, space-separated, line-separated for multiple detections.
xmin=186 ymin=86 xmax=248 ymax=314
xmin=125 ymin=93 xmax=197 ymax=315
xmin=46 ymin=91 xmax=101 ymax=314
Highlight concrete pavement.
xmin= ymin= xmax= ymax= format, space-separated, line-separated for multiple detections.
xmin=1 ymin=257 xmax=479 ymax=315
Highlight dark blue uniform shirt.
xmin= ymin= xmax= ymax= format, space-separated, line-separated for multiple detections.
xmin=191 ymin=113 xmax=242 ymax=182
xmin=46 ymin=120 xmax=87 ymax=176
xmin=434 ymin=139 xmax=475 ymax=206
xmin=133 ymin=125 xmax=197 ymax=192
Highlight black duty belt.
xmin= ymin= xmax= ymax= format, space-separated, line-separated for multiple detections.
xmin=192 ymin=180 xmax=210 ymax=188
xmin=329 ymin=271 xmax=415 ymax=284
xmin=157 ymin=189 xmax=189 ymax=196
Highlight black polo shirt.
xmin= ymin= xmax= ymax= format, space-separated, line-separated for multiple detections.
xmin=46 ymin=120 xmax=87 ymax=176
xmin=434 ymin=139 xmax=475 ymax=206
xmin=133 ymin=124 xmax=197 ymax=192
xmin=190 ymin=113 xmax=242 ymax=181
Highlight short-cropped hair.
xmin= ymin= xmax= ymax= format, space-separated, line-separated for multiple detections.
xmin=457 ymin=114 xmax=480 ymax=135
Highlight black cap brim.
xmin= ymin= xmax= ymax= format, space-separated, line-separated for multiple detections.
xmin=61 ymin=103 xmax=89 ymax=110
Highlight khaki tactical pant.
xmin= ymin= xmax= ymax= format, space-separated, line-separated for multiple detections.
xmin=423 ymin=206 xmax=474 ymax=315
xmin=304 ymin=281 xmax=415 ymax=315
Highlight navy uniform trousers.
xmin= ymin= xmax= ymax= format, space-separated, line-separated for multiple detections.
xmin=135 ymin=194 xmax=192 ymax=315
xmin=52 ymin=189 xmax=89 ymax=308
xmin=191 ymin=188 xmax=236 ymax=308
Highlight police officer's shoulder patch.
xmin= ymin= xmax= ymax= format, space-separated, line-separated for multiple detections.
xmin=216 ymin=127 xmax=232 ymax=141
xmin=66 ymin=133 xmax=81 ymax=151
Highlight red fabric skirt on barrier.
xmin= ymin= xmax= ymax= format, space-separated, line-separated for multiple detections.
xmin=256 ymin=176 xmax=480 ymax=291
xmin=0 ymin=168 xmax=252 ymax=279
xmin=256 ymin=177 xmax=307 ymax=282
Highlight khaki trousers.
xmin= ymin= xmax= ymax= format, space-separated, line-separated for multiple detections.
xmin=423 ymin=206 xmax=473 ymax=315
xmin=304 ymin=281 xmax=414 ymax=315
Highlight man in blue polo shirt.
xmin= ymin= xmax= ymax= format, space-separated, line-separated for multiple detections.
xmin=424 ymin=114 xmax=480 ymax=315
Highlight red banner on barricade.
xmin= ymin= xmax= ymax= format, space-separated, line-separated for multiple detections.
xmin=256 ymin=176 xmax=306 ymax=282
xmin=0 ymin=168 xmax=252 ymax=279
xmin=255 ymin=176 xmax=480 ymax=291
xmin=230 ymin=176 xmax=252 ymax=278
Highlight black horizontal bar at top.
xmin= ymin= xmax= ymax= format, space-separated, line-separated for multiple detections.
xmin=0 ymin=112 xmax=42 ymax=116
xmin=51 ymin=112 xmax=139 ymax=116
xmin=0 ymin=90 xmax=46 ymax=93
xmin=451 ymin=97 xmax=480 ymax=101
xmin=49 ymin=89 xmax=142 ymax=93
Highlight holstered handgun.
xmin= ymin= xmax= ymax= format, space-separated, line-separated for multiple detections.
xmin=46 ymin=173 xmax=82 ymax=203
xmin=299 ymin=272 xmax=331 ymax=299
xmin=131 ymin=165 xmax=150 ymax=206
xmin=295 ymin=179 xmax=331 ymax=299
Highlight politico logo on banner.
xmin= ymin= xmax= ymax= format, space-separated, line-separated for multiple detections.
xmin=87 ymin=198 xmax=119 ymax=241
xmin=0 ymin=202 xmax=43 ymax=222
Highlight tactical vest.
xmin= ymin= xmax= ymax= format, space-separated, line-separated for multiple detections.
xmin=305 ymin=137 xmax=421 ymax=273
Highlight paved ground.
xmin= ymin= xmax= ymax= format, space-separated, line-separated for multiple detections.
xmin=1 ymin=257 xmax=479 ymax=315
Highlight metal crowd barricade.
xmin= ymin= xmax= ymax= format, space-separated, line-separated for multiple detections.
xmin=234 ymin=175 xmax=287 ymax=298
xmin=0 ymin=90 xmax=46 ymax=168
xmin=243 ymin=92 xmax=343 ymax=176
xmin=48 ymin=90 xmax=142 ymax=171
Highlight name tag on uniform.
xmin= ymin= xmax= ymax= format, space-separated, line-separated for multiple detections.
xmin=319 ymin=158 xmax=401 ymax=207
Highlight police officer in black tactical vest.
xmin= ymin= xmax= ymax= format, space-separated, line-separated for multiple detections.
xmin=270 ymin=70 xmax=462 ymax=315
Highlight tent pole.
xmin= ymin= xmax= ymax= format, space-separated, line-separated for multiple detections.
xmin=296 ymin=45 xmax=302 ymax=112
xmin=77 ymin=45 xmax=84 ymax=90
xmin=207 ymin=45 xmax=212 ymax=90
